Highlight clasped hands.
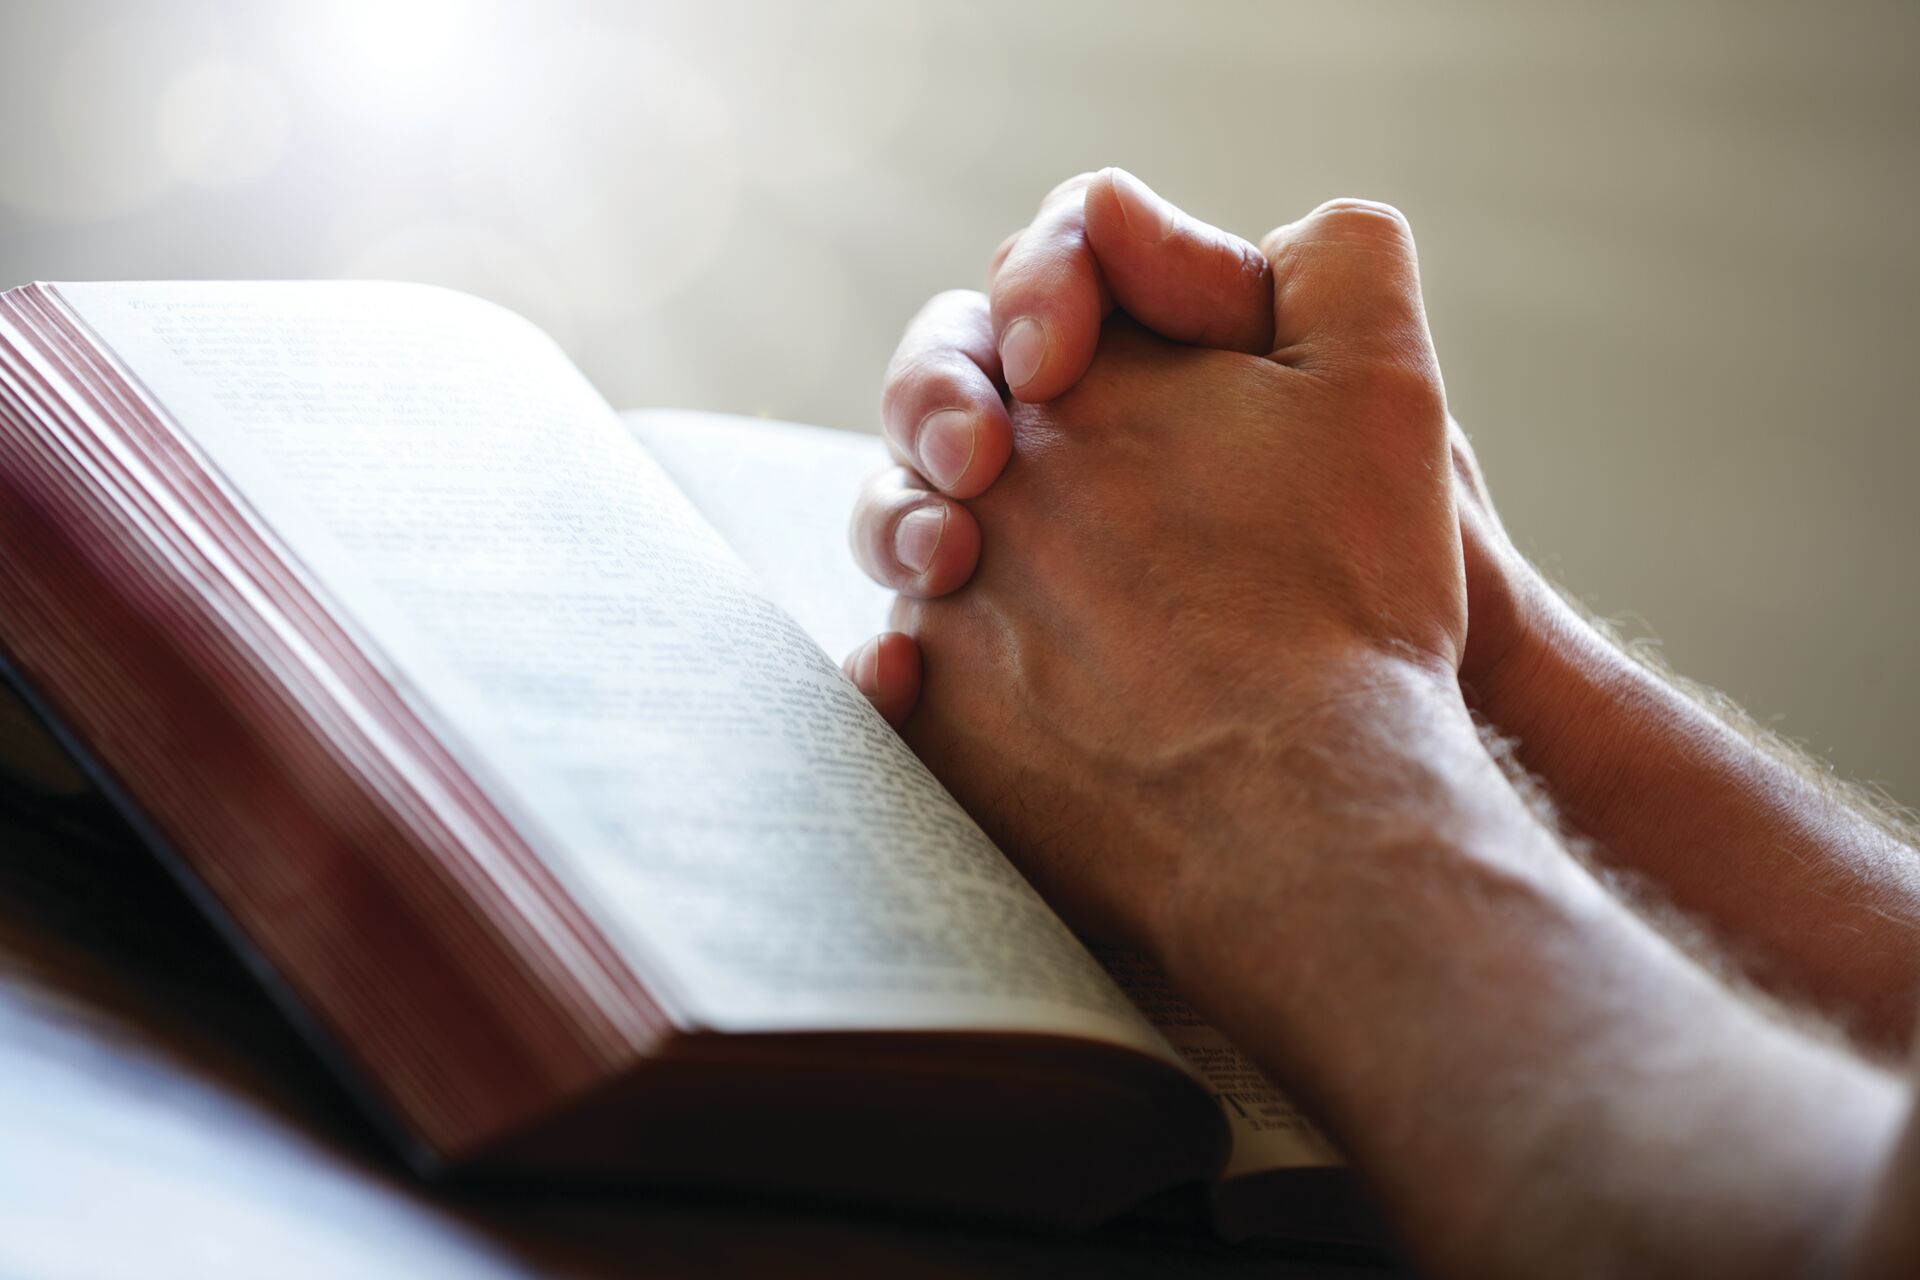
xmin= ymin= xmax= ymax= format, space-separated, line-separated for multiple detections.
xmin=834 ymin=170 xmax=1920 ymax=1280
xmin=842 ymin=170 xmax=1539 ymax=951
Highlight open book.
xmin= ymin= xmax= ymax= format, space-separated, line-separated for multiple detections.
xmin=0 ymin=282 xmax=1364 ymax=1243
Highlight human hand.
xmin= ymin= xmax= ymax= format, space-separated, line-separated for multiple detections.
xmin=855 ymin=200 xmax=1471 ymax=945
xmin=847 ymin=177 xmax=1920 ymax=1280
xmin=847 ymin=170 xmax=1549 ymax=731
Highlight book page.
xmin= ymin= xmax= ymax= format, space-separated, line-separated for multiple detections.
xmin=635 ymin=408 xmax=1341 ymax=1180
xmin=1093 ymin=949 xmax=1336 ymax=1180
xmin=628 ymin=410 xmax=893 ymax=666
xmin=53 ymin=282 xmax=1168 ymax=1052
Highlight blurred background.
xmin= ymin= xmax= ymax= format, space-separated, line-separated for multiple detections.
xmin=2 ymin=0 xmax=1916 ymax=803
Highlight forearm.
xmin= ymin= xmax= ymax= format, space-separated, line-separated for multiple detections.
xmin=1477 ymin=574 xmax=1920 ymax=1049
xmin=1151 ymin=666 xmax=1906 ymax=1279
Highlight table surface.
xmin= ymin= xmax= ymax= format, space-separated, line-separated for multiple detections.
xmin=0 ymin=798 xmax=1407 ymax=1280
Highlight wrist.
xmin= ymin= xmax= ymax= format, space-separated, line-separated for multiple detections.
xmin=1459 ymin=553 xmax=1660 ymax=824
xmin=1145 ymin=656 xmax=1520 ymax=988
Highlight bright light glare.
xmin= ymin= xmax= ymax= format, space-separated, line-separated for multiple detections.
xmin=303 ymin=0 xmax=492 ymax=119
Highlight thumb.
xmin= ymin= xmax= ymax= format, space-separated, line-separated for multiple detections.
xmin=1081 ymin=168 xmax=1275 ymax=356
xmin=1259 ymin=199 xmax=1438 ymax=379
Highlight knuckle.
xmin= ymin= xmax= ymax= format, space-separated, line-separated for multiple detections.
xmin=1306 ymin=198 xmax=1413 ymax=247
xmin=993 ymin=230 xmax=1076 ymax=291
xmin=1230 ymin=240 xmax=1273 ymax=290
xmin=1209 ymin=238 xmax=1266 ymax=291
xmin=1261 ymin=200 xmax=1415 ymax=260
xmin=1041 ymin=171 xmax=1100 ymax=209
xmin=853 ymin=467 xmax=917 ymax=528
xmin=881 ymin=351 xmax=977 ymax=427
xmin=891 ymin=291 xmax=977 ymax=359
xmin=1194 ymin=243 xmax=1272 ymax=345
xmin=899 ymin=352 xmax=975 ymax=406
xmin=887 ymin=290 xmax=988 ymax=374
xmin=922 ymin=287 xmax=988 ymax=320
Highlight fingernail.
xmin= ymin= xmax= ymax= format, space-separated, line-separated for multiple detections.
xmin=1109 ymin=168 xmax=1172 ymax=242
xmin=853 ymin=636 xmax=880 ymax=695
xmin=894 ymin=506 xmax=947 ymax=577
xmin=917 ymin=409 xmax=975 ymax=491
xmin=999 ymin=316 xmax=1047 ymax=390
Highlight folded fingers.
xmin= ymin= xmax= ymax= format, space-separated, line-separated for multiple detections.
xmin=987 ymin=172 xmax=1113 ymax=402
xmin=849 ymin=465 xmax=982 ymax=598
xmin=842 ymin=631 xmax=923 ymax=729
xmin=879 ymin=289 xmax=1014 ymax=499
